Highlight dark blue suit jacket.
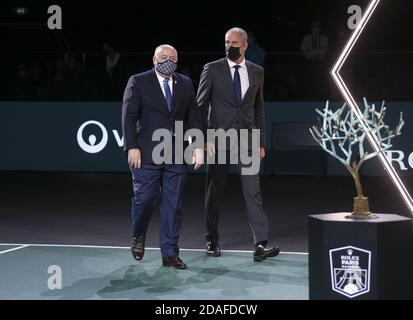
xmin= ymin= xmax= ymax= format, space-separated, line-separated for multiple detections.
xmin=122 ymin=69 xmax=202 ymax=163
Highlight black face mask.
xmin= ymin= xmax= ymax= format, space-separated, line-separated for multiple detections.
xmin=226 ymin=46 xmax=241 ymax=61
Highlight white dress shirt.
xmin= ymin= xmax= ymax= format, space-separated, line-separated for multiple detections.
xmin=227 ymin=58 xmax=249 ymax=99
xmin=155 ymin=70 xmax=173 ymax=96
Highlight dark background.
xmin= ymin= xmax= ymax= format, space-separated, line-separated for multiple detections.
xmin=1 ymin=0 xmax=413 ymax=101
xmin=2 ymin=0 xmax=411 ymax=52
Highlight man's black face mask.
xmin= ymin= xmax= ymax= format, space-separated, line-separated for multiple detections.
xmin=226 ymin=46 xmax=241 ymax=61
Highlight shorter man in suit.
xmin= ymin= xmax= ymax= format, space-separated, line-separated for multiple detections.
xmin=122 ymin=45 xmax=203 ymax=269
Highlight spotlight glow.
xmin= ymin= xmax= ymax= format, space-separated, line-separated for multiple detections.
xmin=331 ymin=0 xmax=413 ymax=215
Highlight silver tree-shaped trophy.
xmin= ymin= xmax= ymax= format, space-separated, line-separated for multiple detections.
xmin=310 ymin=98 xmax=404 ymax=219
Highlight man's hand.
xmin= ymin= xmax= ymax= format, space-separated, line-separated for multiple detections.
xmin=128 ymin=148 xmax=141 ymax=169
xmin=259 ymin=147 xmax=266 ymax=160
xmin=192 ymin=148 xmax=204 ymax=170
xmin=205 ymin=142 xmax=216 ymax=157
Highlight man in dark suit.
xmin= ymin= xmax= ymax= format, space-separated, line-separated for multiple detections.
xmin=196 ymin=27 xmax=280 ymax=262
xmin=122 ymin=44 xmax=203 ymax=269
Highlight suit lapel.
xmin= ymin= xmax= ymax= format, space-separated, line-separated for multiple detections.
xmin=242 ymin=61 xmax=256 ymax=105
xmin=220 ymin=58 xmax=238 ymax=106
xmin=171 ymin=74 xmax=181 ymax=115
xmin=150 ymin=69 xmax=172 ymax=116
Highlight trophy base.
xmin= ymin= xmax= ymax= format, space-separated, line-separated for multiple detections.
xmin=309 ymin=213 xmax=413 ymax=299
xmin=345 ymin=196 xmax=379 ymax=219
xmin=345 ymin=212 xmax=379 ymax=219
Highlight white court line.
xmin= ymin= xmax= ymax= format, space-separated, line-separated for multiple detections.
xmin=0 ymin=243 xmax=308 ymax=255
xmin=0 ymin=245 xmax=30 ymax=255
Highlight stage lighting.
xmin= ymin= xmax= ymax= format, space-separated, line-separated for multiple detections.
xmin=331 ymin=0 xmax=413 ymax=216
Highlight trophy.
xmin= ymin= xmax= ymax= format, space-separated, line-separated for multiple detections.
xmin=310 ymin=98 xmax=404 ymax=219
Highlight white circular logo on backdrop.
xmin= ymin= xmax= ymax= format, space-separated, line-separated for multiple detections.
xmin=77 ymin=120 xmax=108 ymax=154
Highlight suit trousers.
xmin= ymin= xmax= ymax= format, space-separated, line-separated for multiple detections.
xmin=205 ymin=152 xmax=269 ymax=245
xmin=130 ymin=163 xmax=186 ymax=257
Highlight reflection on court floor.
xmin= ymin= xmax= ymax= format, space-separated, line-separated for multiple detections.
xmin=0 ymin=244 xmax=308 ymax=300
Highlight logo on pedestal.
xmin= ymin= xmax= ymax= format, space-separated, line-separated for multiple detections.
xmin=329 ymin=246 xmax=371 ymax=298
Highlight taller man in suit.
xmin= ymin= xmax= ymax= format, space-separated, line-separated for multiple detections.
xmin=122 ymin=45 xmax=203 ymax=269
xmin=197 ymin=27 xmax=280 ymax=262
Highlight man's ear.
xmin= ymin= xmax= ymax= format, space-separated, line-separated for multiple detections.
xmin=243 ymin=43 xmax=248 ymax=53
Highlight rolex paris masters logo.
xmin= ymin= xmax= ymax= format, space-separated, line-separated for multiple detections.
xmin=329 ymin=246 xmax=371 ymax=298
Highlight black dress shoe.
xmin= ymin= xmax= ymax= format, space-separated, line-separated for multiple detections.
xmin=131 ymin=235 xmax=145 ymax=261
xmin=254 ymin=241 xmax=280 ymax=262
xmin=162 ymin=256 xmax=187 ymax=269
xmin=206 ymin=242 xmax=221 ymax=257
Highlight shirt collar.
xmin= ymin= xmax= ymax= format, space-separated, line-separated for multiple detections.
xmin=227 ymin=57 xmax=246 ymax=69
xmin=155 ymin=69 xmax=172 ymax=83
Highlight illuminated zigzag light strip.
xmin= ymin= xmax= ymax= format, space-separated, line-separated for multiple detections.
xmin=331 ymin=0 xmax=413 ymax=215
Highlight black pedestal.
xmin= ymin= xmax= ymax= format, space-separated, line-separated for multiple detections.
xmin=309 ymin=213 xmax=413 ymax=299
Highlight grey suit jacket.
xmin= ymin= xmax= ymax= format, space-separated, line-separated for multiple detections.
xmin=196 ymin=58 xmax=266 ymax=148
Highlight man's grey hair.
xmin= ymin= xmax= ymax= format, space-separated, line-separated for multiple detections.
xmin=225 ymin=27 xmax=248 ymax=44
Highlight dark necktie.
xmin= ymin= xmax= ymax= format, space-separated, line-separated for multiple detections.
xmin=163 ymin=78 xmax=173 ymax=112
xmin=233 ymin=65 xmax=242 ymax=106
